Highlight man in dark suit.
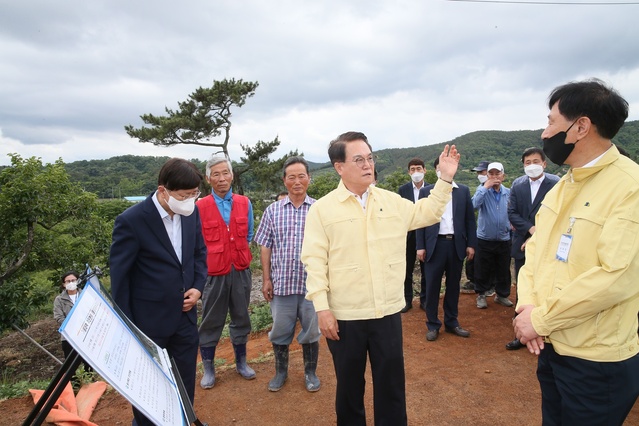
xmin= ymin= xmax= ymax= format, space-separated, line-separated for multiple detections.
xmin=110 ymin=158 xmax=208 ymax=426
xmin=505 ymin=147 xmax=558 ymax=350
xmin=416 ymin=158 xmax=477 ymax=341
xmin=398 ymin=158 xmax=427 ymax=312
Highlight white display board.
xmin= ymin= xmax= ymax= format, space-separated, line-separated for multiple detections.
xmin=59 ymin=275 xmax=188 ymax=426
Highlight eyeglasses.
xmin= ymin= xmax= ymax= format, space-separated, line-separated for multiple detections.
xmin=347 ymin=155 xmax=376 ymax=168
xmin=166 ymin=189 xmax=201 ymax=201
xmin=63 ymin=278 xmax=78 ymax=284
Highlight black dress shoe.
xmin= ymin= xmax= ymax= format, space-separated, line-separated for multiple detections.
xmin=505 ymin=338 xmax=524 ymax=350
xmin=426 ymin=329 xmax=439 ymax=341
xmin=419 ymin=302 xmax=426 ymax=311
xmin=445 ymin=326 xmax=470 ymax=338
xmin=400 ymin=302 xmax=412 ymax=313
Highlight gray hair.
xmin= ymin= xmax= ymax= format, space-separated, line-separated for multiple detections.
xmin=206 ymin=155 xmax=233 ymax=178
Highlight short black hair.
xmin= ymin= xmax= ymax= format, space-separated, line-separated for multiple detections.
xmin=521 ymin=147 xmax=545 ymax=163
xmin=328 ymin=132 xmax=372 ymax=165
xmin=158 ymin=158 xmax=203 ymax=191
xmin=433 ymin=157 xmax=439 ymax=169
xmin=282 ymin=156 xmax=309 ymax=178
xmin=407 ymin=158 xmax=425 ymax=169
xmin=548 ymin=79 xmax=628 ymax=140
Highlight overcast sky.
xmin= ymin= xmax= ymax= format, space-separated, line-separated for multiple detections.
xmin=2 ymin=0 xmax=639 ymax=166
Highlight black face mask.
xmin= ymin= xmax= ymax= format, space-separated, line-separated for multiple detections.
xmin=542 ymin=120 xmax=579 ymax=166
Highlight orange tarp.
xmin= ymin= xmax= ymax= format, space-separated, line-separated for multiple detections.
xmin=29 ymin=381 xmax=107 ymax=426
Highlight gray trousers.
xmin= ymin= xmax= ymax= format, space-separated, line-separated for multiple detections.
xmin=268 ymin=294 xmax=320 ymax=346
xmin=199 ymin=267 xmax=252 ymax=347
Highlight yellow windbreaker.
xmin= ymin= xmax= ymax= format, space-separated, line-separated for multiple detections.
xmin=301 ymin=179 xmax=451 ymax=321
xmin=517 ymin=146 xmax=639 ymax=362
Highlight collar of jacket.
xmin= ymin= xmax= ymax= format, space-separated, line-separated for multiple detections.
xmin=570 ymin=145 xmax=620 ymax=182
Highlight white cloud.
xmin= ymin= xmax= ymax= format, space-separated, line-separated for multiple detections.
xmin=2 ymin=0 xmax=639 ymax=166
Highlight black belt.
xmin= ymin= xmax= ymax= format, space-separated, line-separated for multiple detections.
xmin=437 ymin=234 xmax=454 ymax=240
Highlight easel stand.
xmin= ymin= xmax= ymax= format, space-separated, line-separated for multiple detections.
xmin=171 ymin=358 xmax=209 ymax=426
xmin=23 ymin=349 xmax=82 ymax=426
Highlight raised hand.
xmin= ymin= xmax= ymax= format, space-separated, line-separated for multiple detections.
xmin=438 ymin=144 xmax=460 ymax=182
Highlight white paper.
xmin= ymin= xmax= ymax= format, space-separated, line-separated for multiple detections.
xmin=60 ymin=280 xmax=187 ymax=426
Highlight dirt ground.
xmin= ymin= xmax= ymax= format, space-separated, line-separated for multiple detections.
xmin=2 ymin=289 xmax=639 ymax=425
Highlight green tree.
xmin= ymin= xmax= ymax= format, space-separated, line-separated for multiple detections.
xmin=307 ymin=172 xmax=340 ymax=199
xmin=0 ymin=154 xmax=108 ymax=329
xmin=376 ymin=168 xmax=406 ymax=192
xmin=125 ymin=78 xmax=259 ymax=158
xmin=233 ymin=136 xmax=299 ymax=195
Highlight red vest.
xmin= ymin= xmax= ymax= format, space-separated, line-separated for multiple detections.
xmin=197 ymin=194 xmax=252 ymax=275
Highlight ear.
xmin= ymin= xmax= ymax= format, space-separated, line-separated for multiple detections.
xmin=576 ymin=116 xmax=592 ymax=138
xmin=334 ymin=163 xmax=344 ymax=177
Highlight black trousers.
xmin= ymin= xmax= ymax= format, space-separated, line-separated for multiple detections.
xmin=326 ymin=313 xmax=407 ymax=426
xmin=538 ymin=344 xmax=639 ymax=426
xmin=132 ymin=311 xmax=199 ymax=426
xmin=424 ymin=239 xmax=463 ymax=331
xmin=474 ymin=239 xmax=511 ymax=297
xmin=404 ymin=231 xmax=426 ymax=304
xmin=465 ymin=257 xmax=475 ymax=283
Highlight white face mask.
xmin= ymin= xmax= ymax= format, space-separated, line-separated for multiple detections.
xmin=65 ymin=281 xmax=78 ymax=291
xmin=436 ymin=170 xmax=441 ymax=179
xmin=410 ymin=172 xmax=424 ymax=183
xmin=477 ymin=174 xmax=488 ymax=184
xmin=167 ymin=195 xmax=196 ymax=216
xmin=524 ymin=164 xmax=544 ymax=179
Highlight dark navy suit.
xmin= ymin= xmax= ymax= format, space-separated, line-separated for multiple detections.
xmin=416 ymin=183 xmax=477 ymax=331
xmin=508 ymin=173 xmax=559 ymax=282
xmin=110 ymin=193 xmax=207 ymax=425
xmin=398 ymin=181 xmax=427 ymax=306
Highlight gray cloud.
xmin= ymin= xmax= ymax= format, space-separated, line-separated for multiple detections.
xmin=2 ymin=0 xmax=639 ymax=165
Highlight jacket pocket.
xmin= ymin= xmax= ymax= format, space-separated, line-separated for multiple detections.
xmin=235 ymin=216 xmax=248 ymax=237
xmin=202 ymin=223 xmax=222 ymax=242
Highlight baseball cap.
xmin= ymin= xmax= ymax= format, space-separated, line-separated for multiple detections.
xmin=471 ymin=161 xmax=489 ymax=172
xmin=487 ymin=162 xmax=504 ymax=172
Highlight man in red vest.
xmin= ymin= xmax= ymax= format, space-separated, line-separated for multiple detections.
xmin=196 ymin=155 xmax=256 ymax=389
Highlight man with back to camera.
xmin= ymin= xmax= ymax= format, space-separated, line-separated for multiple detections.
xmin=196 ymin=155 xmax=256 ymax=389
xmin=398 ymin=158 xmax=428 ymax=311
xmin=110 ymin=158 xmax=207 ymax=426
xmin=505 ymin=147 xmax=559 ymax=350
xmin=472 ymin=162 xmax=513 ymax=309
xmin=461 ymin=160 xmax=489 ymax=294
xmin=253 ymin=156 xmax=321 ymax=393
xmin=514 ymin=79 xmax=639 ymax=424
xmin=301 ymin=131 xmax=460 ymax=425
xmin=416 ymin=157 xmax=477 ymax=342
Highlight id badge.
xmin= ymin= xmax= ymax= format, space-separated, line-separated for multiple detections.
xmin=556 ymin=234 xmax=572 ymax=262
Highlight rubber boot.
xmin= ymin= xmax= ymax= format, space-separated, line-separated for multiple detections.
xmin=268 ymin=344 xmax=289 ymax=392
xmin=200 ymin=346 xmax=216 ymax=389
xmin=302 ymin=341 xmax=321 ymax=392
xmin=233 ymin=343 xmax=256 ymax=380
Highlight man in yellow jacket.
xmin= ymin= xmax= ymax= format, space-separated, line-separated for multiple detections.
xmin=514 ymin=79 xmax=639 ymax=425
xmin=301 ymin=131 xmax=459 ymax=425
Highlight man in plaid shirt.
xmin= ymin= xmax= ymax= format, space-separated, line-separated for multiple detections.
xmin=254 ymin=156 xmax=321 ymax=393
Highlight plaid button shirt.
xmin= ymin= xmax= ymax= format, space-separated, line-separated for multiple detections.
xmin=254 ymin=195 xmax=316 ymax=296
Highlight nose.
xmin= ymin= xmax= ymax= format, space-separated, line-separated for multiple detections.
xmin=541 ymin=127 xmax=551 ymax=139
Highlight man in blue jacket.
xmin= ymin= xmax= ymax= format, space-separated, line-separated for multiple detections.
xmin=472 ymin=162 xmax=512 ymax=310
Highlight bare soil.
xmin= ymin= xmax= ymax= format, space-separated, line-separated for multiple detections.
xmin=2 ymin=290 xmax=639 ymax=425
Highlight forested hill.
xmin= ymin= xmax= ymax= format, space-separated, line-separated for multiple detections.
xmin=371 ymin=119 xmax=639 ymax=184
xmin=64 ymin=121 xmax=639 ymax=198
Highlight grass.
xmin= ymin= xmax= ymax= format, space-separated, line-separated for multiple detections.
xmin=0 ymin=368 xmax=50 ymax=401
